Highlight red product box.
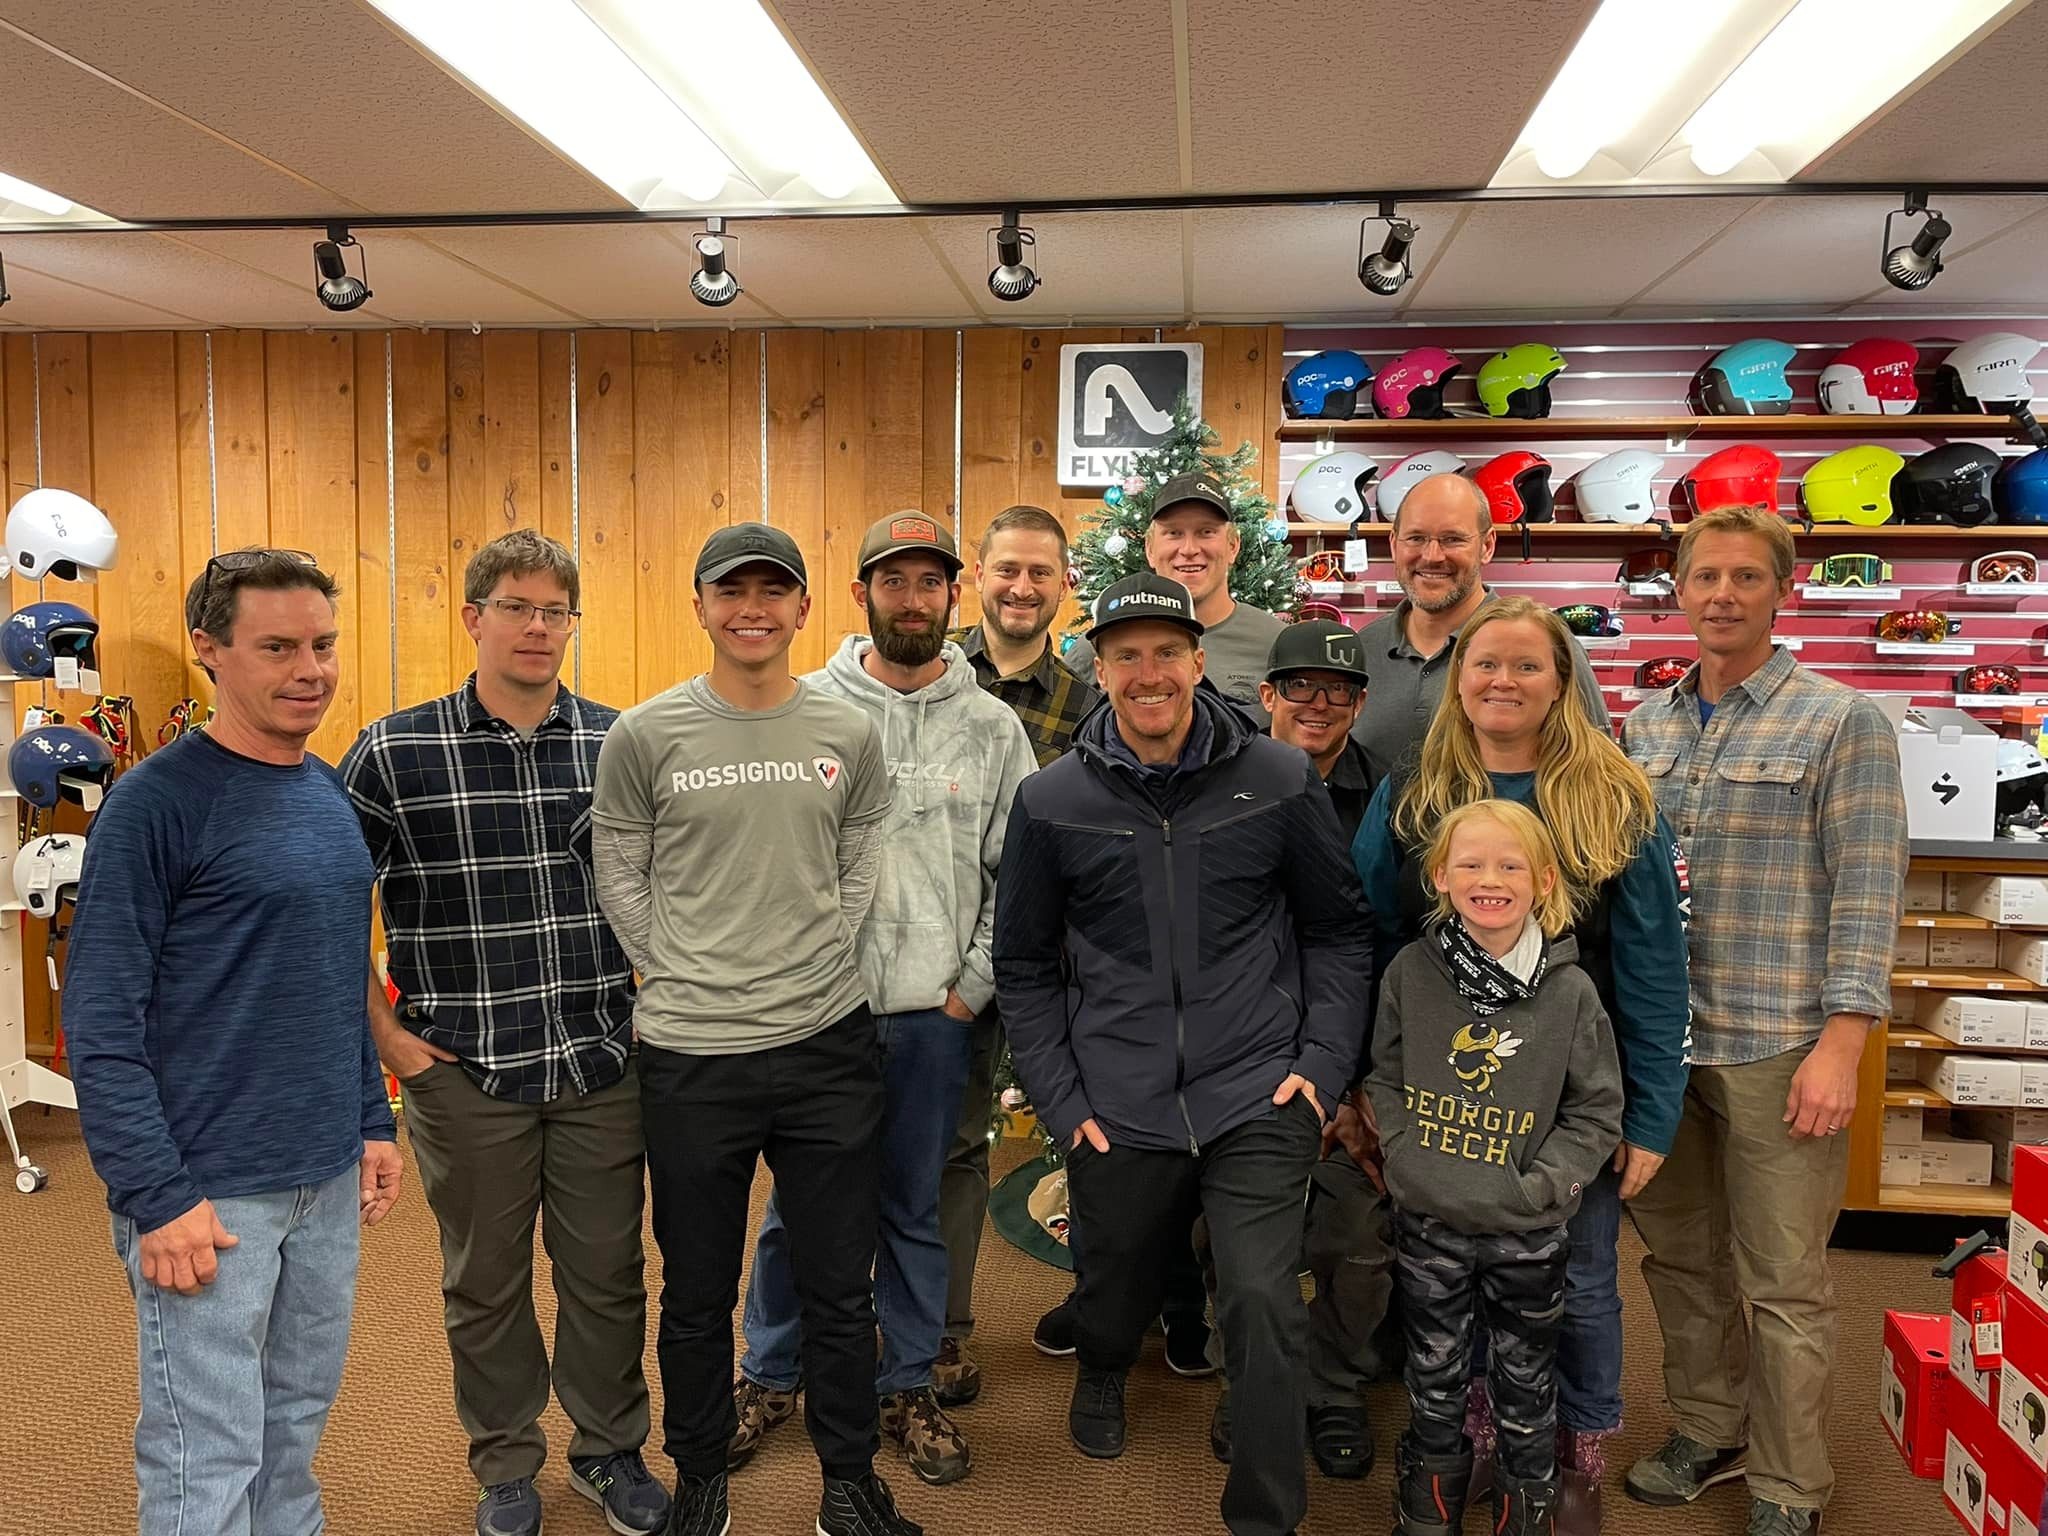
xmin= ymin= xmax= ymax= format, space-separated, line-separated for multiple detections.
xmin=1886 ymin=1310 xmax=1952 ymax=1479
xmin=2004 ymin=1293 xmax=2048 ymax=1523
xmin=1952 ymin=1388 xmax=2018 ymax=1535
xmin=1958 ymin=1250 xmax=2013 ymax=1414
xmin=2014 ymin=1148 xmax=2048 ymax=1324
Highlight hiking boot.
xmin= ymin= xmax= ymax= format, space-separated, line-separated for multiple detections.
xmin=932 ymin=1335 xmax=982 ymax=1407
xmin=474 ymin=1479 xmax=542 ymax=1536
xmin=1069 ymin=1367 xmax=1127 ymax=1458
xmin=666 ymin=1473 xmax=730 ymax=1536
xmin=1162 ymin=1311 xmax=1217 ymax=1377
xmin=1554 ymin=1426 xmax=1612 ymax=1536
xmin=818 ymin=1471 xmax=923 ymax=1536
xmin=1210 ymin=1390 xmax=1232 ymax=1464
xmin=568 ymin=1450 xmax=671 ymax=1536
xmin=1625 ymin=1428 xmax=1748 ymax=1506
xmin=1747 ymin=1500 xmax=1821 ymax=1535
xmin=1309 ymin=1402 xmax=1372 ymax=1480
xmin=1464 ymin=1379 xmax=1496 ymax=1507
xmin=1494 ymin=1472 xmax=1561 ymax=1536
xmin=1393 ymin=1442 xmax=1472 ymax=1536
xmin=727 ymin=1377 xmax=797 ymax=1470
xmin=1034 ymin=1295 xmax=1077 ymax=1357
xmin=879 ymin=1387 xmax=972 ymax=1486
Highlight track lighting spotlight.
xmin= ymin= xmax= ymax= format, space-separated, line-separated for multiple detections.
xmin=0 ymin=251 xmax=8 ymax=310
xmin=689 ymin=218 xmax=740 ymax=307
xmin=1358 ymin=202 xmax=1417 ymax=298
xmin=1881 ymin=192 xmax=1950 ymax=292
xmin=987 ymin=212 xmax=1039 ymax=302
xmin=312 ymin=226 xmax=372 ymax=312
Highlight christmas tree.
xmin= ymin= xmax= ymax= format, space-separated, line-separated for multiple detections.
xmin=1065 ymin=394 xmax=1302 ymax=640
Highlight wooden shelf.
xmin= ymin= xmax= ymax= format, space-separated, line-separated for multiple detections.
xmin=1887 ymin=1029 xmax=1959 ymax=1052
xmin=1885 ymin=1085 xmax=1953 ymax=1109
xmin=1878 ymin=1180 xmax=2012 ymax=1216
xmin=1892 ymin=966 xmax=2043 ymax=993
xmin=1901 ymin=914 xmax=1997 ymax=930
xmin=1276 ymin=413 xmax=2023 ymax=443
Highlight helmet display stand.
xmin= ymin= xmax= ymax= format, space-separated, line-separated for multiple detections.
xmin=0 ymin=668 xmax=70 ymax=1195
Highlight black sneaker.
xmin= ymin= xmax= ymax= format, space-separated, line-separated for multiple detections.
xmin=1161 ymin=1312 xmax=1217 ymax=1378
xmin=666 ymin=1472 xmax=730 ymax=1536
xmin=1308 ymin=1403 xmax=1372 ymax=1480
xmin=1624 ymin=1429 xmax=1748 ymax=1507
xmin=1034 ymin=1296 xmax=1077 ymax=1358
xmin=817 ymin=1471 xmax=923 ymax=1536
xmin=1069 ymin=1367 xmax=1127 ymax=1458
xmin=569 ymin=1450 xmax=672 ymax=1535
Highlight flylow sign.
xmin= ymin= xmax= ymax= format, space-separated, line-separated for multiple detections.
xmin=1056 ymin=343 xmax=1203 ymax=488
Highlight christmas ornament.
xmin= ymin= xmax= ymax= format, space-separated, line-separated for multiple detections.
xmin=1266 ymin=518 xmax=1291 ymax=544
xmin=1122 ymin=475 xmax=1146 ymax=497
xmin=1103 ymin=533 xmax=1128 ymax=557
xmin=1104 ymin=485 xmax=1124 ymax=507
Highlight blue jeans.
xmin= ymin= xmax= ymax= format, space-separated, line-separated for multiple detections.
xmin=742 ymin=1008 xmax=975 ymax=1395
xmin=113 ymin=1166 xmax=362 ymax=1536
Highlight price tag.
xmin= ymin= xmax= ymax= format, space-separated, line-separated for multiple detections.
xmin=53 ymin=656 xmax=79 ymax=691
xmin=1975 ymin=1316 xmax=2005 ymax=1370
xmin=79 ymin=666 xmax=101 ymax=694
xmin=26 ymin=861 xmax=50 ymax=892
xmin=79 ymin=781 xmax=103 ymax=813
xmin=46 ymin=954 xmax=60 ymax=992
xmin=1341 ymin=539 xmax=1372 ymax=575
xmin=22 ymin=706 xmax=52 ymax=731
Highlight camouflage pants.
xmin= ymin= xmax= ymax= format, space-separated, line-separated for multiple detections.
xmin=1394 ymin=1207 xmax=1569 ymax=1481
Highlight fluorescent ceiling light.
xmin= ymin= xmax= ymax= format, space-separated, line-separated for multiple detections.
xmin=0 ymin=171 xmax=74 ymax=217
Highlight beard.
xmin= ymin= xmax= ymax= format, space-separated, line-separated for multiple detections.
xmin=985 ymin=592 xmax=1053 ymax=643
xmin=868 ymin=597 xmax=947 ymax=667
xmin=1408 ymin=568 xmax=1478 ymax=614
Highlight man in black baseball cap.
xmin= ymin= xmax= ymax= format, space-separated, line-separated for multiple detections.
xmin=1259 ymin=620 xmax=1375 ymax=844
xmin=694 ymin=522 xmax=808 ymax=587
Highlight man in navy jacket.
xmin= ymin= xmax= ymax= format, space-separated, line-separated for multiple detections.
xmin=995 ymin=572 xmax=1371 ymax=1536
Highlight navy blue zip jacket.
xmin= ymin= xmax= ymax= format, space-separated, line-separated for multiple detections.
xmin=994 ymin=685 xmax=1372 ymax=1153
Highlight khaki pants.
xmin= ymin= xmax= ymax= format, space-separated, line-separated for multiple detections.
xmin=1626 ymin=1046 xmax=1850 ymax=1510
xmin=402 ymin=1057 xmax=650 ymax=1486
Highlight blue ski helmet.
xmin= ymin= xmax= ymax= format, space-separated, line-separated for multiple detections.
xmin=1689 ymin=338 xmax=1798 ymax=416
xmin=1997 ymin=448 xmax=2048 ymax=526
xmin=7 ymin=725 xmax=115 ymax=810
xmin=1282 ymin=350 xmax=1373 ymax=420
xmin=2 ymin=601 xmax=99 ymax=681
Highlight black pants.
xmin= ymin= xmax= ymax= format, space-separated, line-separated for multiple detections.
xmin=1395 ymin=1206 xmax=1569 ymax=1482
xmin=640 ymin=1007 xmax=883 ymax=1480
xmin=1303 ymin=1149 xmax=1400 ymax=1405
xmin=1067 ymin=1101 xmax=1321 ymax=1536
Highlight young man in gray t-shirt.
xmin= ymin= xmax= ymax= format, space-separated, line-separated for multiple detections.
xmin=593 ymin=523 xmax=927 ymax=1536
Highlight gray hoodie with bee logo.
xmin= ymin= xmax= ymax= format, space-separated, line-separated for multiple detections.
xmin=1366 ymin=929 xmax=1623 ymax=1237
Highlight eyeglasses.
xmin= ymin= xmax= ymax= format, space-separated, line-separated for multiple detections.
xmin=1974 ymin=550 xmax=2040 ymax=585
xmin=482 ymin=597 xmax=580 ymax=632
xmin=1273 ymin=676 xmax=1363 ymax=706
xmin=1395 ymin=530 xmax=1479 ymax=554
xmin=1813 ymin=553 xmax=1894 ymax=588
xmin=1618 ymin=548 xmax=1675 ymax=585
xmin=1958 ymin=665 xmax=2023 ymax=696
xmin=1635 ymin=656 xmax=1692 ymax=689
xmin=1555 ymin=603 xmax=1623 ymax=638
xmin=196 ymin=548 xmax=318 ymax=611
xmin=1877 ymin=609 xmax=1964 ymax=643
xmin=1299 ymin=551 xmax=1347 ymax=584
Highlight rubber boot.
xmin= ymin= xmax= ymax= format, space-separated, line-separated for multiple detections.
xmin=1463 ymin=1379 xmax=1496 ymax=1508
xmin=1392 ymin=1441 xmax=1472 ymax=1536
xmin=1494 ymin=1471 xmax=1562 ymax=1536
xmin=1555 ymin=1425 xmax=1613 ymax=1536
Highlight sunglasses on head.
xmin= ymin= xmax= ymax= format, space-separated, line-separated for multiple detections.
xmin=1299 ymin=551 xmax=1347 ymax=584
xmin=1812 ymin=553 xmax=1894 ymax=588
xmin=1555 ymin=603 xmax=1623 ymax=638
xmin=1618 ymin=549 xmax=1676 ymax=585
xmin=1273 ymin=675 xmax=1363 ymax=706
xmin=1958 ymin=665 xmax=2023 ymax=696
xmin=1974 ymin=550 xmax=2040 ymax=585
xmin=195 ymin=547 xmax=320 ymax=612
xmin=1876 ymin=609 xmax=1964 ymax=644
xmin=1635 ymin=656 xmax=1692 ymax=689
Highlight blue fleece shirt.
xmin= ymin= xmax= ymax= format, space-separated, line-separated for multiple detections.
xmin=64 ymin=732 xmax=394 ymax=1231
xmin=1351 ymin=769 xmax=1690 ymax=1155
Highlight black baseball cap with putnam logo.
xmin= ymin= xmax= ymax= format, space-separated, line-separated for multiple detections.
xmin=1265 ymin=619 xmax=1369 ymax=682
xmin=1086 ymin=572 xmax=1205 ymax=642
xmin=1149 ymin=472 xmax=1232 ymax=522
xmin=857 ymin=511 xmax=962 ymax=576
xmin=695 ymin=522 xmax=807 ymax=586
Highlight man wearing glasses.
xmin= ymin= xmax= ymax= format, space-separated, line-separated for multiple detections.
xmin=340 ymin=531 xmax=668 ymax=1536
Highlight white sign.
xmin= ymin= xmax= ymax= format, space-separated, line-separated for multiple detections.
xmin=1056 ymin=344 xmax=1203 ymax=488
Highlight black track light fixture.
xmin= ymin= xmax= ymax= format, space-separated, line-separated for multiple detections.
xmin=0 ymin=250 xmax=9 ymax=310
xmin=987 ymin=211 xmax=1040 ymax=302
xmin=1881 ymin=191 xmax=1951 ymax=292
xmin=690 ymin=217 xmax=740 ymax=307
xmin=1358 ymin=201 xmax=1417 ymax=298
xmin=312 ymin=225 xmax=372 ymax=312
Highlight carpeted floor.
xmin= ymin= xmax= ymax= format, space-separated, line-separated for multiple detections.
xmin=0 ymin=1106 xmax=1957 ymax=1535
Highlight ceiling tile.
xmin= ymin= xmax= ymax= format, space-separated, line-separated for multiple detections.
xmin=0 ymin=251 xmax=208 ymax=327
xmin=1842 ymin=205 xmax=2048 ymax=308
xmin=425 ymin=224 xmax=777 ymax=325
xmin=733 ymin=219 xmax=981 ymax=323
xmin=1 ymin=233 xmax=351 ymax=326
xmin=1188 ymin=205 xmax=1421 ymax=319
xmin=923 ymin=212 xmax=1188 ymax=322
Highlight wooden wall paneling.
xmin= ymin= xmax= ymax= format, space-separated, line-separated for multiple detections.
xmin=14 ymin=335 xmax=95 ymax=626
xmin=574 ymin=330 xmax=635 ymax=709
xmin=667 ymin=332 xmax=733 ymax=688
xmin=208 ymin=331 xmax=271 ymax=554
xmin=391 ymin=331 xmax=452 ymax=709
xmin=1260 ymin=324 xmax=1287 ymax=508
xmin=2 ymin=339 xmax=29 ymax=623
xmin=630 ymin=332 xmax=690 ymax=701
xmin=444 ymin=330 xmax=486 ymax=687
xmin=353 ymin=336 xmax=394 ymax=724
xmin=956 ymin=329 xmax=1023 ymax=626
xmin=538 ymin=332 xmax=574 ymax=553
xmin=171 ymin=336 xmax=214 ymax=705
xmin=765 ymin=331 xmax=829 ymax=672
xmin=1017 ymin=326 xmax=1120 ymax=537
xmin=823 ymin=332 xmax=868 ymax=643
xmin=263 ymin=332 xmax=361 ymax=763
xmin=863 ymin=330 xmax=925 ymax=523
xmin=482 ymin=331 xmax=542 ymax=541
xmin=726 ymin=331 xmax=764 ymax=525
xmin=921 ymin=329 xmax=955 ymax=540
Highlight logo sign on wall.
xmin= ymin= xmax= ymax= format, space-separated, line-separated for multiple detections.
xmin=1056 ymin=343 xmax=1204 ymax=488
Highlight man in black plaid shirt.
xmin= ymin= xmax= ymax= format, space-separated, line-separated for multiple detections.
xmin=339 ymin=531 xmax=667 ymax=1536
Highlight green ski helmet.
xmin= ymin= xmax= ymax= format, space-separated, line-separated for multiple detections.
xmin=1476 ymin=343 xmax=1568 ymax=419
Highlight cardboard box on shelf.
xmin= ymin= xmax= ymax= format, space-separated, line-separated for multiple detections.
xmin=1938 ymin=931 xmax=2006 ymax=970
xmin=1926 ymin=1134 xmax=1997 ymax=1187
xmin=2008 ymin=935 xmax=2048 ymax=988
xmin=1900 ymin=707 xmax=1999 ymax=841
xmin=1925 ymin=993 xmax=2035 ymax=1050
xmin=1885 ymin=1145 xmax=1926 ymax=1186
xmin=1894 ymin=991 xmax=1921 ymax=1027
xmin=1889 ymin=1043 xmax=1925 ymax=1079
xmin=2031 ymin=1005 xmax=2048 ymax=1052
xmin=1959 ymin=1111 xmax=2048 ymax=1147
xmin=1910 ymin=869 xmax=1951 ymax=912
xmin=1888 ymin=1105 xmax=1928 ymax=1146
xmin=1899 ymin=927 xmax=1932 ymax=967
xmin=1885 ymin=1309 xmax=1951 ymax=1479
xmin=2027 ymin=1062 xmax=2048 ymax=1112
xmin=1928 ymin=1054 xmax=2029 ymax=1108
xmin=2012 ymin=1150 xmax=2048 ymax=1324
xmin=1956 ymin=876 xmax=2048 ymax=929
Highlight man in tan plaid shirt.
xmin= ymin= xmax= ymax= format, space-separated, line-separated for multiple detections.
xmin=1618 ymin=507 xmax=1907 ymax=1536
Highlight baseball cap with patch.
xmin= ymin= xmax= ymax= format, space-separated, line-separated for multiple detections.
xmin=1086 ymin=572 xmax=1205 ymax=642
xmin=1265 ymin=618 xmax=1368 ymax=681
xmin=857 ymin=511 xmax=962 ymax=576
xmin=1149 ymin=472 xmax=1232 ymax=522
xmin=695 ymin=522 xmax=807 ymax=586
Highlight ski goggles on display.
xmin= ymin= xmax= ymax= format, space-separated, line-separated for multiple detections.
xmin=1635 ymin=656 xmax=1692 ymax=689
xmin=1812 ymin=553 xmax=1894 ymax=588
xmin=1877 ymin=609 xmax=1964 ymax=643
xmin=1272 ymin=675 xmax=1364 ymax=706
xmin=1973 ymin=550 xmax=2040 ymax=585
xmin=1958 ymin=665 xmax=2023 ymax=696
xmin=1294 ymin=601 xmax=1348 ymax=626
xmin=1298 ymin=550 xmax=1347 ymax=584
xmin=1617 ymin=548 xmax=1676 ymax=585
xmin=1555 ymin=603 xmax=1623 ymax=638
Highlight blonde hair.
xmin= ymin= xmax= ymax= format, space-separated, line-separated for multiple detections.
xmin=1425 ymin=800 xmax=1576 ymax=937
xmin=1392 ymin=596 xmax=1654 ymax=902
xmin=1675 ymin=504 xmax=1796 ymax=585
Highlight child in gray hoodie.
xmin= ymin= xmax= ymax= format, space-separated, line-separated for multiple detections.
xmin=1368 ymin=799 xmax=1623 ymax=1536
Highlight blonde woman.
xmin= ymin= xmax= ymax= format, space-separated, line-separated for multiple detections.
xmin=1350 ymin=596 xmax=1688 ymax=1536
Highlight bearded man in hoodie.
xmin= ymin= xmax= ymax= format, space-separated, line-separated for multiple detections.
xmin=731 ymin=512 xmax=1035 ymax=1489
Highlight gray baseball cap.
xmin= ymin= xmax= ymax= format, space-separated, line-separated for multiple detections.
xmin=695 ymin=523 xmax=807 ymax=586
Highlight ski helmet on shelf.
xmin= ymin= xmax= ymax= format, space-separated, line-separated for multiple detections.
xmin=1817 ymin=338 xmax=1919 ymax=415
xmin=5 ymin=488 xmax=119 ymax=584
xmin=1473 ymin=452 xmax=1555 ymax=526
xmin=7 ymin=724 xmax=115 ymax=810
xmin=1934 ymin=333 xmax=2042 ymax=413
xmin=2000 ymin=739 xmax=2048 ymax=783
xmin=1801 ymin=446 xmax=1906 ymax=528
xmin=1372 ymin=346 xmax=1462 ymax=420
xmin=1997 ymin=448 xmax=2048 ymax=525
xmin=1282 ymin=350 xmax=1373 ymax=420
xmin=1475 ymin=344 xmax=1567 ymax=419
xmin=12 ymin=833 xmax=84 ymax=920
xmin=1893 ymin=443 xmax=2002 ymax=527
xmin=1680 ymin=444 xmax=1781 ymax=517
xmin=1 ymin=600 xmax=98 ymax=681
xmin=1289 ymin=451 xmax=1379 ymax=524
xmin=1377 ymin=450 xmax=1467 ymax=522
xmin=1572 ymin=450 xmax=1665 ymax=524
xmin=1689 ymin=338 xmax=1798 ymax=417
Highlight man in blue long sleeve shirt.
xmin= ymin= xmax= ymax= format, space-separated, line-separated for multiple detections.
xmin=65 ymin=548 xmax=400 ymax=1536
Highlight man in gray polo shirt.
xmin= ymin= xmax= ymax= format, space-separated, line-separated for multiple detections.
xmin=1351 ymin=472 xmax=1608 ymax=778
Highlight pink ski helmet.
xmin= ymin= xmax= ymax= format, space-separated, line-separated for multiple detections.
xmin=1372 ymin=346 xmax=1463 ymax=420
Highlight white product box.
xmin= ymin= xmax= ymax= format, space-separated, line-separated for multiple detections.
xmin=1897 ymin=927 xmax=1932 ymax=967
xmin=1955 ymin=875 xmax=2048 ymax=928
xmin=1886 ymin=1105 xmax=1927 ymax=1146
xmin=2031 ymin=1004 xmax=2048 ymax=1052
xmin=1907 ymin=870 xmax=1950 ymax=912
xmin=1923 ymin=1134 xmax=1996 ymax=1186
xmin=1892 ymin=991 xmax=1919 ymax=1027
xmin=2005 ymin=934 xmax=2048 ymax=987
xmin=1924 ymin=1054 xmax=2028 ymax=1107
xmin=1898 ymin=707 xmax=1998 ymax=841
xmin=1957 ymin=1109 xmax=2048 ymax=1146
xmin=1923 ymin=992 xmax=2035 ymax=1050
xmin=1933 ymin=931 xmax=2003 ymax=970
xmin=2026 ymin=1061 xmax=2048 ymax=1111
xmin=1889 ymin=1045 xmax=1925 ymax=1080
xmin=1884 ymin=1145 xmax=1926 ymax=1185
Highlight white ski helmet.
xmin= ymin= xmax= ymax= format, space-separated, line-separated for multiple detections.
xmin=1377 ymin=450 xmax=1467 ymax=522
xmin=5 ymin=488 xmax=119 ymax=583
xmin=1936 ymin=333 xmax=2042 ymax=413
xmin=1999 ymin=739 xmax=2048 ymax=784
xmin=12 ymin=833 xmax=85 ymax=920
xmin=1572 ymin=450 xmax=1665 ymax=524
xmin=1289 ymin=451 xmax=1379 ymax=524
